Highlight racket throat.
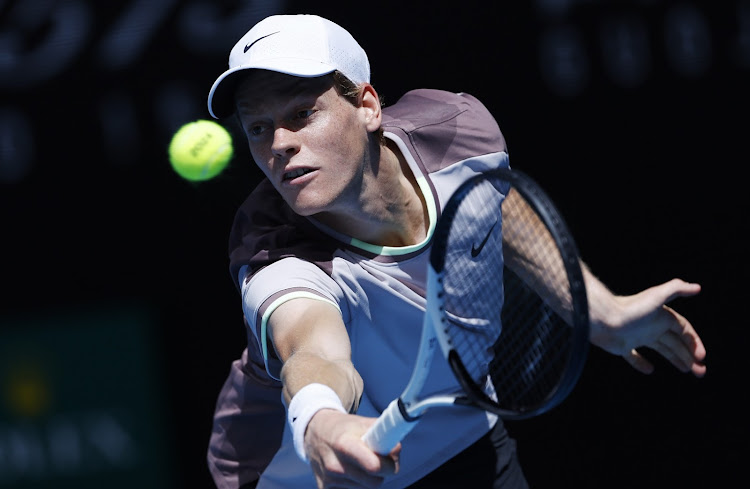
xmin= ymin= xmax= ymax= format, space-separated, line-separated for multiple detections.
xmin=398 ymin=398 xmax=422 ymax=422
xmin=447 ymin=350 xmax=497 ymax=412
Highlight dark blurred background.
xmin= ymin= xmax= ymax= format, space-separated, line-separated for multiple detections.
xmin=0 ymin=1 xmax=746 ymax=487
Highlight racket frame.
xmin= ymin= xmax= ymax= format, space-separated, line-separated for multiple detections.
xmin=438 ymin=168 xmax=590 ymax=419
xmin=362 ymin=167 xmax=590 ymax=454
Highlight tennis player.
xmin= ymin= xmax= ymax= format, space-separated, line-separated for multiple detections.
xmin=205 ymin=14 xmax=707 ymax=489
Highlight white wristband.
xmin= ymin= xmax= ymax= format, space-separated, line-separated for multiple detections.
xmin=287 ymin=383 xmax=346 ymax=463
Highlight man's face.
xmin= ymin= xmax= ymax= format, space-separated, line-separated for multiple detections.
xmin=235 ymin=71 xmax=372 ymax=218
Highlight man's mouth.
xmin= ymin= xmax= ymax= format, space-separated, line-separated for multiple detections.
xmin=283 ymin=168 xmax=314 ymax=181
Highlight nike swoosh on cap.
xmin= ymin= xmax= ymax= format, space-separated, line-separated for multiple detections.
xmin=244 ymin=31 xmax=281 ymax=53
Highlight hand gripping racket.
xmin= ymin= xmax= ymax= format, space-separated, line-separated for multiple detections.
xmin=362 ymin=167 xmax=590 ymax=454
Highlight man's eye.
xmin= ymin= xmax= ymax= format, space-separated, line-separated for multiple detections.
xmin=249 ymin=124 xmax=266 ymax=136
xmin=296 ymin=109 xmax=314 ymax=119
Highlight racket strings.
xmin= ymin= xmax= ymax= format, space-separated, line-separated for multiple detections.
xmin=491 ymin=187 xmax=576 ymax=411
xmin=440 ymin=180 xmax=507 ymax=383
xmin=437 ymin=173 xmax=582 ymax=416
xmin=491 ymin=270 xmax=573 ymax=409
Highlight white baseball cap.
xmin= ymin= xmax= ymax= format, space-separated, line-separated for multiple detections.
xmin=207 ymin=14 xmax=370 ymax=119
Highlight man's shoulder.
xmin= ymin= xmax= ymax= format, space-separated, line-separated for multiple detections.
xmin=227 ymin=179 xmax=339 ymax=285
xmin=381 ymin=88 xmax=506 ymax=172
xmin=382 ymin=88 xmax=501 ymax=140
xmin=382 ymin=88 xmax=486 ymax=124
xmin=387 ymin=88 xmax=481 ymax=106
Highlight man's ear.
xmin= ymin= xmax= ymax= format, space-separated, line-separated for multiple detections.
xmin=359 ymin=84 xmax=382 ymax=133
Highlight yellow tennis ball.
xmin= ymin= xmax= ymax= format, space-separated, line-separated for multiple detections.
xmin=168 ymin=120 xmax=233 ymax=181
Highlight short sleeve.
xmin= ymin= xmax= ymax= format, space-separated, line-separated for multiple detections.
xmin=241 ymin=257 xmax=345 ymax=379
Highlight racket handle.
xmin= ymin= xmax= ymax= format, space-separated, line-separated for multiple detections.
xmin=362 ymin=398 xmax=418 ymax=455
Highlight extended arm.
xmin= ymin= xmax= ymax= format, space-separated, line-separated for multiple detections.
xmin=268 ymin=298 xmax=399 ymax=488
xmin=270 ymin=298 xmax=362 ymax=409
xmin=502 ymin=187 xmax=706 ymax=377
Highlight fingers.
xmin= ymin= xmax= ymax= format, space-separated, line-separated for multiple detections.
xmin=652 ymin=279 xmax=701 ymax=304
xmin=605 ymin=278 xmax=706 ymax=377
xmin=662 ymin=306 xmax=707 ymax=377
xmin=351 ymin=418 xmax=400 ymax=476
xmin=655 ymin=336 xmax=707 ymax=377
xmin=626 ymin=339 xmax=707 ymax=378
xmin=342 ymin=440 xmax=399 ymax=477
xmin=625 ymin=304 xmax=707 ymax=377
xmin=310 ymin=414 xmax=400 ymax=489
xmin=314 ymin=450 xmax=398 ymax=488
xmin=638 ymin=281 xmax=707 ymax=377
xmin=314 ymin=463 xmax=390 ymax=489
xmin=624 ymin=349 xmax=654 ymax=375
xmin=665 ymin=306 xmax=707 ymax=361
xmin=652 ymin=335 xmax=694 ymax=374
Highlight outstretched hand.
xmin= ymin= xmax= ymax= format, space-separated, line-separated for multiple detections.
xmin=305 ymin=410 xmax=400 ymax=489
xmin=587 ymin=278 xmax=707 ymax=377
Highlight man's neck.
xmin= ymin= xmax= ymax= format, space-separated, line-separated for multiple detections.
xmin=314 ymin=140 xmax=428 ymax=248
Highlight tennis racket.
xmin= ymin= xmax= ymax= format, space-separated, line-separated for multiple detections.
xmin=362 ymin=167 xmax=590 ymax=454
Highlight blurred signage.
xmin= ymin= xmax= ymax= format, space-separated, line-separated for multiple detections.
xmin=0 ymin=306 xmax=173 ymax=488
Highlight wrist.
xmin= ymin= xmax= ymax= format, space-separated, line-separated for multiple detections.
xmin=287 ymin=383 xmax=346 ymax=463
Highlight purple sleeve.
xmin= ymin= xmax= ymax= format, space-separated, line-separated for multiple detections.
xmin=207 ymin=328 xmax=284 ymax=489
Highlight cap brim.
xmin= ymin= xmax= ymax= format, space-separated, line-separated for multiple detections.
xmin=207 ymin=60 xmax=338 ymax=119
xmin=207 ymin=68 xmax=248 ymax=119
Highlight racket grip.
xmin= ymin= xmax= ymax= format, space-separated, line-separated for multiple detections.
xmin=362 ymin=399 xmax=417 ymax=455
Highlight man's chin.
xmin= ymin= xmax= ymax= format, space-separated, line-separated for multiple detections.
xmin=285 ymin=199 xmax=325 ymax=218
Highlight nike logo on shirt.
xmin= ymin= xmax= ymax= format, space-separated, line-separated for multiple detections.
xmin=471 ymin=220 xmax=498 ymax=258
